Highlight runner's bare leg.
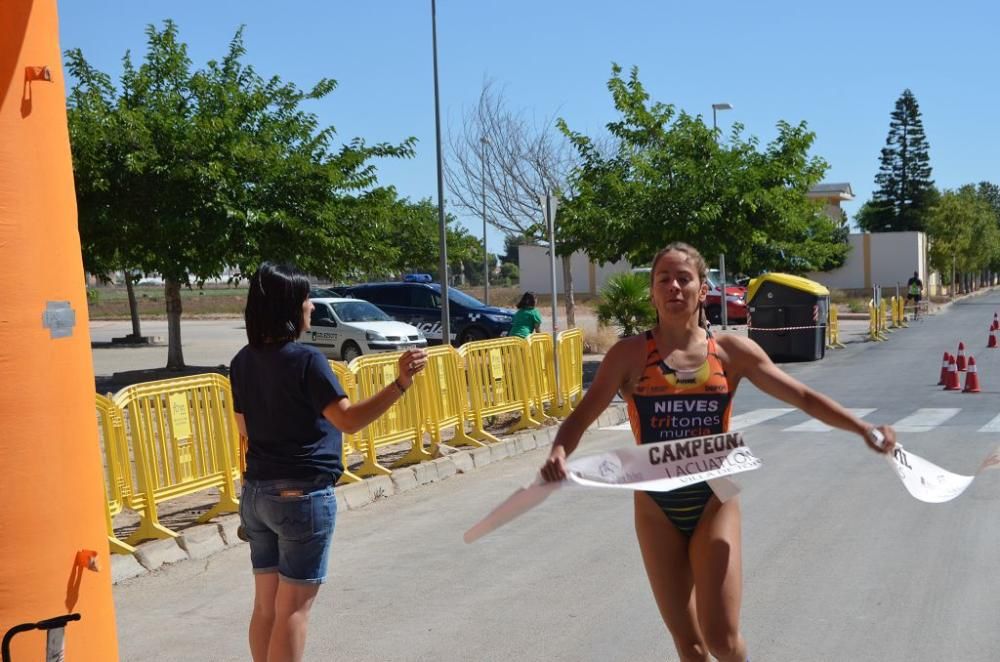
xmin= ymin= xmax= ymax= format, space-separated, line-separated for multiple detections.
xmin=634 ymin=492 xmax=710 ymax=662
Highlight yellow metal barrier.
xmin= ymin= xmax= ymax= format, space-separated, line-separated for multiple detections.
xmin=351 ymin=352 xmax=431 ymax=475
xmin=826 ymin=306 xmax=846 ymax=349
xmin=460 ymin=337 xmax=541 ymax=443
xmin=895 ymin=296 xmax=909 ymax=327
xmin=329 ymin=360 xmax=365 ymax=484
xmin=868 ymin=301 xmax=887 ymax=341
xmin=553 ymin=328 xmax=585 ymax=417
xmin=112 ymin=373 xmax=241 ymax=544
xmin=527 ymin=333 xmax=557 ymax=417
xmin=417 ymin=345 xmax=484 ymax=450
xmin=880 ymin=299 xmax=894 ymax=333
xmin=96 ymin=394 xmax=136 ymax=555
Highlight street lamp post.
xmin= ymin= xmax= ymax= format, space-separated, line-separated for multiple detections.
xmin=712 ymin=102 xmax=733 ymax=134
xmin=711 ymin=102 xmax=733 ymax=330
xmin=431 ymin=0 xmax=451 ymax=344
xmin=480 ymin=136 xmax=490 ymax=305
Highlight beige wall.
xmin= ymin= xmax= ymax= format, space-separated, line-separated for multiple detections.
xmin=518 ymin=245 xmax=631 ymax=295
xmin=805 ymin=231 xmax=927 ymax=292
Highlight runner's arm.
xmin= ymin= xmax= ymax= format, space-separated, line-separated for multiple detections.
xmin=541 ymin=338 xmax=635 ymax=481
xmin=720 ymin=335 xmax=895 ymax=454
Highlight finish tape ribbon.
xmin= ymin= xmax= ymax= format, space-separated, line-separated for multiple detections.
xmin=464 ymin=430 xmax=1000 ymax=543
xmin=464 ymin=431 xmax=761 ymax=543
xmin=885 ymin=442 xmax=1000 ymax=503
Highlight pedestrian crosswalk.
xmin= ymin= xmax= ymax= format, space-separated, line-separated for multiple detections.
xmin=600 ymin=407 xmax=1000 ymax=434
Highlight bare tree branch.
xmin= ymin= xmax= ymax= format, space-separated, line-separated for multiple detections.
xmin=446 ymin=79 xmax=575 ymax=240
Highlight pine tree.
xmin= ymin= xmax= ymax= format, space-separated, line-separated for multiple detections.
xmin=859 ymin=89 xmax=935 ymax=232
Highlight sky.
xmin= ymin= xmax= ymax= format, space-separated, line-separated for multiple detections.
xmin=56 ymin=0 xmax=998 ymax=255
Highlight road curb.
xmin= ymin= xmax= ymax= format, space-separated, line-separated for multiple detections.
xmin=112 ymin=403 xmax=629 ymax=585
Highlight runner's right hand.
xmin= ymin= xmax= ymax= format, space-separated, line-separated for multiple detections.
xmin=540 ymin=444 xmax=568 ymax=482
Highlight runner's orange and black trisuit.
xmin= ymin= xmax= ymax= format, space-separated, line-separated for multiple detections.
xmin=625 ymin=329 xmax=735 ymax=536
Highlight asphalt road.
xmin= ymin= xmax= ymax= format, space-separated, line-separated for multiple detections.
xmin=112 ymin=292 xmax=1000 ymax=661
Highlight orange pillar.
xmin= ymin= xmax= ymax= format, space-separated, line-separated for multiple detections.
xmin=0 ymin=1 xmax=119 ymax=659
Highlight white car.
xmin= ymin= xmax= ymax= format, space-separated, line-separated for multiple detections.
xmin=303 ymin=298 xmax=427 ymax=362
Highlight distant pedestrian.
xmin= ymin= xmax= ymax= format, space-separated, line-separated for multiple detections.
xmin=907 ymin=271 xmax=923 ymax=319
xmin=509 ymin=292 xmax=542 ymax=338
xmin=230 ymin=262 xmax=427 ymax=662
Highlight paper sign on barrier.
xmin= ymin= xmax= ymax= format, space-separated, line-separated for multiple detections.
xmin=489 ymin=349 xmax=504 ymax=380
xmin=464 ymin=431 xmax=760 ymax=543
xmin=168 ymin=393 xmax=192 ymax=441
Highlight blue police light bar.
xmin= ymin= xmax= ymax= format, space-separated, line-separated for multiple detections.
xmin=404 ymin=273 xmax=433 ymax=283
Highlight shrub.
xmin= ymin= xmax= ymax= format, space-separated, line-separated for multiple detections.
xmin=595 ymin=272 xmax=656 ymax=337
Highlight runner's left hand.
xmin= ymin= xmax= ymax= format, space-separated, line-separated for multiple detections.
xmin=863 ymin=424 xmax=896 ymax=455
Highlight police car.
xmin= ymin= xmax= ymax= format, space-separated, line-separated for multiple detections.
xmin=340 ymin=276 xmax=514 ymax=345
xmin=303 ymin=297 xmax=427 ymax=362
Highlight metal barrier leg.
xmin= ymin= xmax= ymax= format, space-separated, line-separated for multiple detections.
xmin=336 ymin=469 xmax=363 ymax=485
xmin=468 ymin=409 xmax=502 ymax=445
xmin=197 ymin=490 xmax=240 ymax=524
xmin=106 ymin=504 xmax=136 ymax=555
xmin=125 ymin=512 xmax=179 ymax=546
xmin=354 ymin=437 xmax=392 ymax=477
xmin=390 ymin=436 xmax=434 ymax=468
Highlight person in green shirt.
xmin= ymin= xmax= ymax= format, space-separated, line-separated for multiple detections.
xmin=509 ymin=292 xmax=542 ymax=338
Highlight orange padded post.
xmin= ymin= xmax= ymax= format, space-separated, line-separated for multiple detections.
xmin=0 ymin=2 xmax=119 ymax=659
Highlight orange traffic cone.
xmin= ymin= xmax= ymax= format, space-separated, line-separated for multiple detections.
xmin=963 ymin=356 xmax=982 ymax=393
xmin=938 ymin=352 xmax=951 ymax=385
xmin=989 ymin=326 xmax=997 ymax=349
xmin=945 ymin=355 xmax=961 ymax=391
xmin=956 ymin=342 xmax=967 ymax=371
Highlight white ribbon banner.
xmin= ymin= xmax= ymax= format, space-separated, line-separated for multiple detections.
xmin=886 ymin=443 xmax=1000 ymax=503
xmin=464 ymin=431 xmax=761 ymax=543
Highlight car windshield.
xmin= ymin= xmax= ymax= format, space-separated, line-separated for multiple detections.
xmin=708 ymin=270 xmax=740 ymax=288
xmin=432 ymin=286 xmax=485 ymax=308
xmin=332 ymin=301 xmax=392 ymax=323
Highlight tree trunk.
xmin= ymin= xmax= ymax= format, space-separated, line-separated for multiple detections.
xmin=124 ymin=272 xmax=142 ymax=339
xmin=561 ymin=255 xmax=576 ymax=328
xmin=165 ymin=279 xmax=185 ymax=370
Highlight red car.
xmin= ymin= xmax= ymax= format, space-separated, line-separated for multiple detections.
xmin=705 ymin=274 xmax=747 ymax=324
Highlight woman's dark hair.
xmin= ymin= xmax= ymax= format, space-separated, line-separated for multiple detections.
xmin=244 ymin=262 xmax=311 ymax=346
xmin=517 ymin=292 xmax=536 ymax=309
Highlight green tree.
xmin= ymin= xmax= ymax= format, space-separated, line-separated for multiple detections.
xmin=67 ymin=22 xmax=413 ymax=368
xmin=595 ymin=272 xmax=655 ymax=337
xmin=498 ymin=262 xmax=519 ymax=286
xmin=557 ymin=65 xmax=846 ymax=276
xmin=374 ymin=198 xmax=485 ymax=281
xmin=926 ymin=186 xmax=999 ymax=291
xmin=858 ymin=89 xmax=935 ymax=232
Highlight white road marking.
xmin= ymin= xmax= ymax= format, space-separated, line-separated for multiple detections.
xmin=783 ymin=408 xmax=877 ymax=432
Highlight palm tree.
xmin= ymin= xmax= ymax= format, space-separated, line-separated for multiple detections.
xmin=596 ymin=272 xmax=656 ymax=337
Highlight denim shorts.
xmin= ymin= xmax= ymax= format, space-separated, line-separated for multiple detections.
xmin=239 ymin=475 xmax=337 ymax=584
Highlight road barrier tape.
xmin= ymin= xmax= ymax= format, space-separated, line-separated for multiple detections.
xmin=748 ymin=325 xmax=824 ymax=332
xmin=464 ymin=431 xmax=760 ymax=543
xmin=464 ymin=427 xmax=1000 ymax=542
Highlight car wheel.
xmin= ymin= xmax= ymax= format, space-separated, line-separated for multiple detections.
xmin=705 ymin=305 xmax=722 ymax=325
xmin=458 ymin=326 xmax=489 ymax=345
xmin=341 ymin=340 xmax=363 ymax=363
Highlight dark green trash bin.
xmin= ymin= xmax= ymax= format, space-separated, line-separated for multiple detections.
xmin=746 ymin=273 xmax=829 ymax=362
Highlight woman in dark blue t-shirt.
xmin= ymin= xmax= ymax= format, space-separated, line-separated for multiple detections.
xmin=230 ymin=262 xmax=427 ymax=662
